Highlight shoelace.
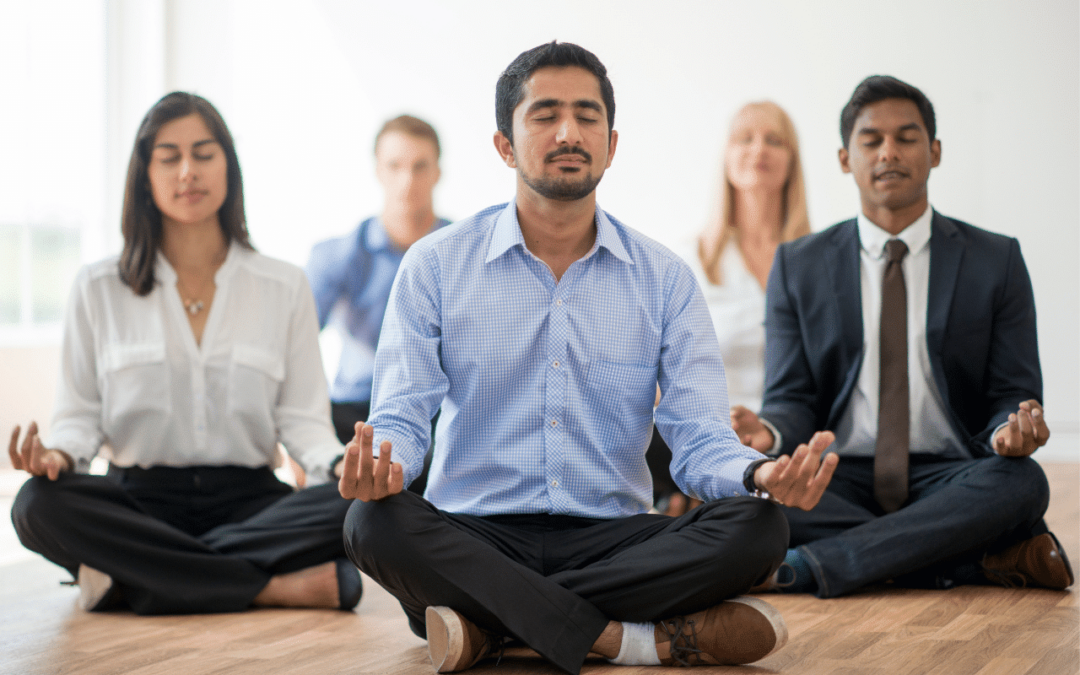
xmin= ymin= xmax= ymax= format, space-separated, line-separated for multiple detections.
xmin=659 ymin=616 xmax=703 ymax=666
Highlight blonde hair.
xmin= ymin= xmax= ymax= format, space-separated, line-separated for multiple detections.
xmin=698 ymin=101 xmax=810 ymax=285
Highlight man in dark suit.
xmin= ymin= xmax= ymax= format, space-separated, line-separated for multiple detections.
xmin=732 ymin=75 xmax=1072 ymax=598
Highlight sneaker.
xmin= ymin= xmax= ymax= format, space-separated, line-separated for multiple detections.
xmin=657 ymin=596 xmax=788 ymax=666
xmin=425 ymin=606 xmax=501 ymax=673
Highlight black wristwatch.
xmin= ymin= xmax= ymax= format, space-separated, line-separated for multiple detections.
xmin=743 ymin=457 xmax=775 ymax=495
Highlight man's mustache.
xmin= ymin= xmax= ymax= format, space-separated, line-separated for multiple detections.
xmin=545 ymin=147 xmax=592 ymax=163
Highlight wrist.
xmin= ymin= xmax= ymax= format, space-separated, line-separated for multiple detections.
xmin=743 ymin=457 xmax=774 ymax=494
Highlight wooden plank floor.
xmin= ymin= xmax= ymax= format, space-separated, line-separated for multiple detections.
xmin=2 ymin=462 xmax=1076 ymax=675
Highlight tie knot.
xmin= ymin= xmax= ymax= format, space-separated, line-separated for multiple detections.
xmin=885 ymin=239 xmax=908 ymax=263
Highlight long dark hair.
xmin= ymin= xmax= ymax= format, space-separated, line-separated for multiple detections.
xmin=119 ymin=92 xmax=253 ymax=296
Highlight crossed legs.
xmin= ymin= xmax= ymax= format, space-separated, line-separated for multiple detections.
xmin=344 ymin=490 xmax=787 ymax=674
xmin=12 ymin=468 xmax=353 ymax=614
xmin=781 ymin=454 xmax=1051 ymax=597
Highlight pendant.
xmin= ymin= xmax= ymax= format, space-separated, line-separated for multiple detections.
xmin=184 ymin=299 xmax=204 ymax=316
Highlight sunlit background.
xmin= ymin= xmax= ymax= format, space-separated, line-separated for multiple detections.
xmin=1 ymin=0 xmax=1077 ymax=458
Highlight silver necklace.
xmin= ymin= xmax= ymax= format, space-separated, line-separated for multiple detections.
xmin=182 ymin=298 xmax=205 ymax=316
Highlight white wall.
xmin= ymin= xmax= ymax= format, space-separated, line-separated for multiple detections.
xmin=21 ymin=1 xmax=1078 ymax=443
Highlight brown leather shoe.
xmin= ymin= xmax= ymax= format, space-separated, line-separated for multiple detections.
xmin=657 ymin=596 xmax=788 ymax=666
xmin=425 ymin=606 xmax=501 ymax=673
xmin=982 ymin=533 xmax=1074 ymax=590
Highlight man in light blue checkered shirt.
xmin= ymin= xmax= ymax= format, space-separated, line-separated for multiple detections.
xmin=338 ymin=42 xmax=837 ymax=674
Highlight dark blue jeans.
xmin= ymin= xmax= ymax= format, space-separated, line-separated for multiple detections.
xmin=782 ymin=454 xmax=1050 ymax=598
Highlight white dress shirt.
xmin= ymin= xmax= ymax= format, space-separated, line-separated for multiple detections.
xmin=681 ymin=242 xmax=766 ymax=412
xmin=47 ymin=246 xmax=343 ymax=483
xmin=832 ymin=206 xmax=968 ymax=458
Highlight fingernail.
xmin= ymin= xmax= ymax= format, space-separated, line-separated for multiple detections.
xmin=1033 ymin=408 xmax=1041 ymax=417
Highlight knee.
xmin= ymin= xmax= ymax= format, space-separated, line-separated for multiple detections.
xmin=993 ymin=456 xmax=1049 ymax=516
xmin=699 ymin=498 xmax=789 ymax=569
xmin=343 ymin=493 xmax=424 ymax=573
xmin=11 ymin=476 xmax=61 ymax=536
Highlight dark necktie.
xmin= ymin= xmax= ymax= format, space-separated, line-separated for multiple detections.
xmin=875 ymin=239 xmax=909 ymax=513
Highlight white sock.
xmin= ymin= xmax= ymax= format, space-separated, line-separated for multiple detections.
xmin=608 ymin=621 xmax=661 ymax=666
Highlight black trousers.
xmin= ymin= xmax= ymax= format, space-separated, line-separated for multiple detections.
xmin=782 ymin=454 xmax=1051 ymax=598
xmin=344 ymin=490 xmax=788 ymax=675
xmin=11 ymin=465 xmax=352 ymax=615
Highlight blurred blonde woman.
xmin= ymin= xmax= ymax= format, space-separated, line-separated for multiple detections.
xmin=652 ymin=101 xmax=811 ymax=515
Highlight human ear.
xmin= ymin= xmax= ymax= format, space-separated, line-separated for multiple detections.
xmin=838 ymin=147 xmax=851 ymax=174
xmin=493 ymin=131 xmax=516 ymax=168
xmin=604 ymin=129 xmax=619 ymax=168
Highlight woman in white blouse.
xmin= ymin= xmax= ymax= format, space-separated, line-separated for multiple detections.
xmin=8 ymin=92 xmax=360 ymax=614
xmin=653 ymin=101 xmax=811 ymax=515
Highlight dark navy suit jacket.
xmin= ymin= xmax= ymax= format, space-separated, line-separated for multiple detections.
xmin=759 ymin=211 xmax=1042 ymax=459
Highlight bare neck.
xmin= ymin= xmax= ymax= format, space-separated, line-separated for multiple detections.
xmin=732 ymin=188 xmax=784 ymax=245
xmin=861 ymin=197 xmax=929 ymax=236
xmin=161 ymin=219 xmax=228 ymax=276
xmin=515 ymin=189 xmax=597 ymax=282
xmin=382 ymin=203 xmax=438 ymax=251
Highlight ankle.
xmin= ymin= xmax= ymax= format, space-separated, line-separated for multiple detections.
xmin=252 ymin=561 xmax=339 ymax=608
xmin=604 ymin=621 xmax=659 ymax=666
xmin=777 ymin=549 xmax=817 ymax=594
xmin=591 ymin=621 xmax=623 ymax=659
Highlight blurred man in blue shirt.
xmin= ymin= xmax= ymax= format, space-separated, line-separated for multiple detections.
xmin=337 ymin=43 xmax=836 ymax=675
xmin=306 ymin=115 xmax=449 ymax=444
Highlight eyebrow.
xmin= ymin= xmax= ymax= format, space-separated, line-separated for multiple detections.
xmin=857 ymin=122 xmax=923 ymax=136
xmin=153 ymin=139 xmax=219 ymax=150
xmin=525 ymin=98 xmax=604 ymax=115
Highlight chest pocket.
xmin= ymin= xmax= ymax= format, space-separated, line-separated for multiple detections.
xmin=227 ymin=345 xmax=285 ymax=441
xmin=101 ymin=342 xmax=170 ymax=430
xmin=584 ymin=360 xmax=656 ymax=445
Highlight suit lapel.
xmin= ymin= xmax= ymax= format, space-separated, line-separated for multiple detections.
xmin=926 ymin=212 xmax=964 ymax=399
xmin=827 ymin=221 xmax=864 ymax=422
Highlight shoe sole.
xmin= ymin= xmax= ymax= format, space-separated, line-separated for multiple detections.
xmin=729 ymin=596 xmax=789 ymax=659
xmin=426 ymin=606 xmax=467 ymax=673
xmin=77 ymin=564 xmax=114 ymax=612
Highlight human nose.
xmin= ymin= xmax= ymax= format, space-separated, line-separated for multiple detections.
xmin=878 ymin=137 xmax=901 ymax=162
xmin=178 ymin=156 xmax=194 ymax=182
xmin=555 ymin=115 xmax=583 ymax=145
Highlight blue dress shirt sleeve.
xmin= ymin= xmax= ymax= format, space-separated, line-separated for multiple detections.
xmin=367 ymin=243 xmax=448 ymax=487
xmin=653 ymin=261 xmax=760 ymax=501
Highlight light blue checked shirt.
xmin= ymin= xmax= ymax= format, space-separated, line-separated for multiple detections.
xmin=368 ymin=200 xmax=764 ymax=518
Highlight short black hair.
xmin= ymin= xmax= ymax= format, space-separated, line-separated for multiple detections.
xmin=840 ymin=75 xmax=936 ymax=149
xmin=496 ymin=41 xmax=615 ymax=144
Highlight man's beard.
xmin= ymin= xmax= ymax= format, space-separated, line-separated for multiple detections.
xmin=517 ymin=146 xmax=603 ymax=201
xmin=520 ymin=169 xmax=603 ymax=201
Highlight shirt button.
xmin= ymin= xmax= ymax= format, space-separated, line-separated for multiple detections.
xmin=552 ymin=360 xmax=560 ymax=368
xmin=551 ymin=480 xmax=559 ymax=487
xmin=555 ymin=299 xmax=563 ymax=306
xmin=551 ymin=420 xmax=558 ymax=427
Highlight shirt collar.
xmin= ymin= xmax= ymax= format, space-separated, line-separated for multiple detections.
xmin=485 ymin=199 xmax=633 ymax=265
xmin=857 ymin=204 xmax=933 ymax=259
xmin=364 ymin=216 xmax=392 ymax=253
